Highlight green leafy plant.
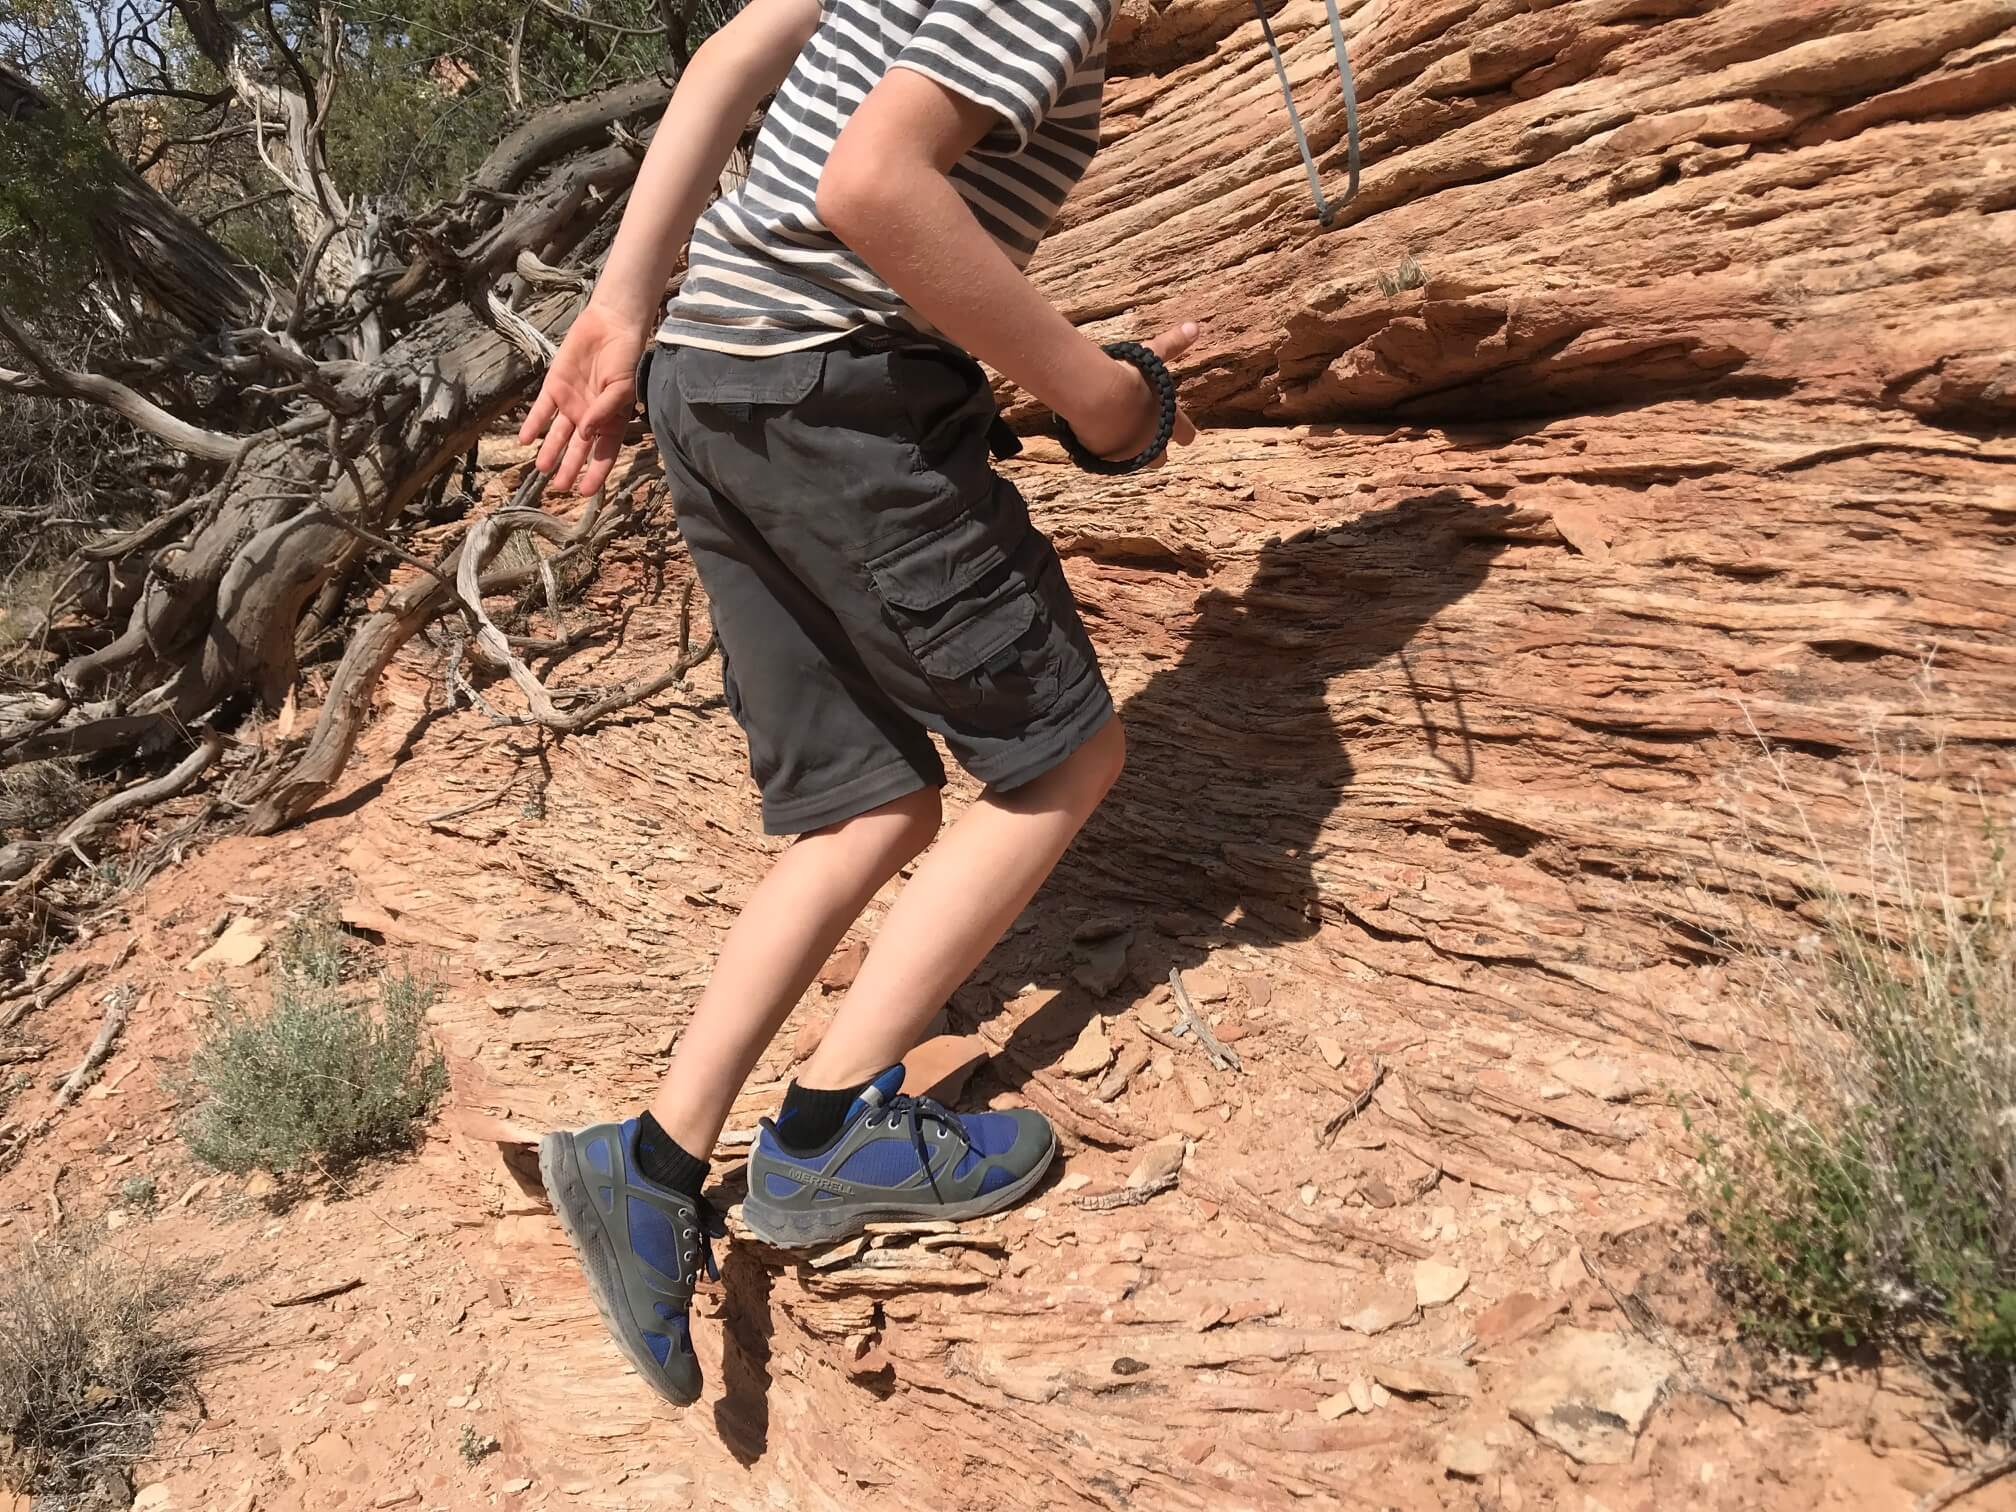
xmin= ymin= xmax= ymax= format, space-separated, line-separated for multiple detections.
xmin=1699 ymin=767 xmax=2014 ymax=1430
xmin=179 ymin=915 xmax=447 ymax=1177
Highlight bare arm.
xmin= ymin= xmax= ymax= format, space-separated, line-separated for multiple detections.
xmin=521 ymin=0 xmax=820 ymax=491
xmin=818 ymin=68 xmax=1195 ymax=461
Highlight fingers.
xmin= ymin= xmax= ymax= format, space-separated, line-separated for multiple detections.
xmin=575 ymin=428 xmax=623 ymax=500
xmin=518 ymin=388 xmax=556 ymax=447
xmin=534 ymin=411 xmax=575 ymax=481
xmin=1147 ymin=319 xmax=1200 ymax=364
xmin=1172 ymin=405 xmax=1197 ymax=447
xmin=581 ymin=378 xmax=638 ymax=439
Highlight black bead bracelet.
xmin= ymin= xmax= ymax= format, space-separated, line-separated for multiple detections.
xmin=1056 ymin=340 xmax=1177 ymax=476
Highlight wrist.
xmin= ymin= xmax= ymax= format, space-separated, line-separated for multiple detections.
xmin=1052 ymin=338 xmax=1135 ymax=430
xmin=585 ymin=285 xmax=663 ymax=338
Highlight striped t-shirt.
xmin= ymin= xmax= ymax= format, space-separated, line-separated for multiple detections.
xmin=655 ymin=0 xmax=1112 ymax=354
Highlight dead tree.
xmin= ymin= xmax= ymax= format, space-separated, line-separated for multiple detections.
xmin=1 ymin=4 xmax=718 ymax=944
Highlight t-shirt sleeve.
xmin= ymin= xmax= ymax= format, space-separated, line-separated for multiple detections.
xmin=891 ymin=0 xmax=1109 ymax=151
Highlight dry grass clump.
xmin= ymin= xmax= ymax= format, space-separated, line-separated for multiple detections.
xmin=0 ymin=1233 xmax=206 ymax=1500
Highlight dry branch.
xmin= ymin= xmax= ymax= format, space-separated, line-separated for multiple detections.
xmin=1169 ymin=967 xmax=1242 ymax=1072
xmin=453 ymin=491 xmax=716 ymax=732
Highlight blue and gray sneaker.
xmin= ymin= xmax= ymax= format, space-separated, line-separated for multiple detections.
xmin=539 ymin=1120 xmax=726 ymax=1406
xmin=741 ymin=1066 xmax=1057 ymax=1248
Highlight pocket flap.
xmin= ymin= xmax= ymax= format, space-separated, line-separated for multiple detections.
xmin=866 ymin=511 xmax=1008 ymax=611
xmin=916 ymin=589 xmax=1036 ymax=680
xmin=675 ymin=347 xmax=822 ymax=406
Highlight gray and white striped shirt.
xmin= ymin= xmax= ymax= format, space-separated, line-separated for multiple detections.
xmin=656 ymin=0 xmax=1112 ymax=354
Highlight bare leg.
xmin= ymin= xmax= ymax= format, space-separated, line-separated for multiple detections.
xmin=646 ymin=786 xmax=941 ymax=1153
xmin=800 ymin=716 xmax=1125 ymax=1090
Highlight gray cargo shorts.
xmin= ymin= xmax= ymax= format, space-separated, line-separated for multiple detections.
xmin=641 ymin=335 xmax=1114 ymax=836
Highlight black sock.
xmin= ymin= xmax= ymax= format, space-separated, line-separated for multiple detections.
xmin=633 ymin=1111 xmax=709 ymax=1198
xmin=773 ymin=1077 xmax=873 ymax=1155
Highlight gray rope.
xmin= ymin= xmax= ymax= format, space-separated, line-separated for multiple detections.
xmin=1251 ymin=0 xmax=1362 ymax=225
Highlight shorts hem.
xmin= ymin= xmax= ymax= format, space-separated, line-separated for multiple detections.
xmin=963 ymin=675 xmax=1116 ymax=794
xmin=759 ymin=757 xmax=944 ymax=837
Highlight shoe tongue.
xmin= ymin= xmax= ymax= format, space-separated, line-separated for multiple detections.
xmin=847 ymin=1065 xmax=907 ymax=1121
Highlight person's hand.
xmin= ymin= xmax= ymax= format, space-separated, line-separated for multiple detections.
xmin=1060 ymin=320 xmax=1200 ymax=465
xmin=517 ymin=303 xmax=650 ymax=496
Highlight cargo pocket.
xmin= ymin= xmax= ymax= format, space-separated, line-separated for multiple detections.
xmin=866 ymin=511 xmax=1058 ymax=728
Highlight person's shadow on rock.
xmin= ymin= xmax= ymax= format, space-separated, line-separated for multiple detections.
xmin=965 ymin=491 xmax=1514 ymax=1096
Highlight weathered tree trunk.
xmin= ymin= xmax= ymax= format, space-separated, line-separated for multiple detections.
xmin=0 ymin=59 xmax=259 ymax=332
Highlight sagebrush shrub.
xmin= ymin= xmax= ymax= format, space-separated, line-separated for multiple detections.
xmin=180 ymin=916 xmax=447 ymax=1176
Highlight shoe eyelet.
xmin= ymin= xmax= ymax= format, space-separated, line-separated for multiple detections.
xmin=934 ymin=1128 xmax=948 ymax=1140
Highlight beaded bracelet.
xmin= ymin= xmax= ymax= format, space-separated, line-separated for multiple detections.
xmin=1056 ymin=340 xmax=1177 ymax=476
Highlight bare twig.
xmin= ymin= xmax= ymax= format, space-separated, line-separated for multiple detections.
xmin=1168 ymin=968 xmax=1241 ymax=1072
xmin=1077 ymin=1168 xmax=1180 ymax=1211
xmin=50 ymin=985 xmax=136 ymax=1112
xmin=1321 ymin=1057 xmax=1386 ymax=1145
xmin=1916 ymin=1454 xmax=2016 ymax=1512
xmin=0 ymin=308 xmax=242 ymax=462
xmin=267 ymin=1277 xmax=364 ymax=1308
xmin=0 ymin=962 xmax=87 ymax=1035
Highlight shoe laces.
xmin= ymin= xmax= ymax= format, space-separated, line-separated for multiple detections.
xmin=869 ymin=1093 xmax=972 ymax=1201
xmin=683 ymin=1195 xmax=727 ymax=1285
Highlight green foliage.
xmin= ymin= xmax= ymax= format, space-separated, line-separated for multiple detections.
xmin=179 ymin=915 xmax=447 ymax=1176
xmin=457 ymin=1422 xmax=498 ymax=1464
xmin=1701 ymin=799 xmax=2015 ymax=1425
xmin=117 ymin=1176 xmax=157 ymax=1213
xmin=0 ymin=99 xmax=113 ymax=312
xmin=0 ymin=1233 xmax=205 ymax=1497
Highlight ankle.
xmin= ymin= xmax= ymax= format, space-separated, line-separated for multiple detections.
xmin=773 ymin=1075 xmax=874 ymax=1154
xmin=633 ymin=1111 xmax=710 ymax=1198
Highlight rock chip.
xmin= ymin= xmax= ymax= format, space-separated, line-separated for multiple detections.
xmin=1475 ymin=1292 xmax=1568 ymax=1347
xmin=1072 ymin=932 xmax=1133 ymax=996
xmin=184 ymin=915 xmax=266 ymax=971
xmin=1440 ymin=1434 xmax=1498 ymax=1479
xmin=1341 ymin=1284 xmax=1418 ymax=1335
xmin=1057 ymin=1016 xmax=1113 ymax=1078
xmin=1549 ymin=1056 xmax=1644 ymax=1102
xmin=1372 ymin=1358 xmax=1475 ymax=1399
xmin=1313 ymin=1035 xmax=1347 ymax=1069
xmin=1414 ymin=1259 xmax=1470 ymax=1308
xmin=1508 ymin=1327 xmax=1673 ymax=1465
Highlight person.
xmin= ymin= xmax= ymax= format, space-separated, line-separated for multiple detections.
xmin=521 ymin=0 xmax=1196 ymax=1406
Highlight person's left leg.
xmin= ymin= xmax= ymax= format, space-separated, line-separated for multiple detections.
xmin=799 ymin=713 xmax=1124 ymax=1091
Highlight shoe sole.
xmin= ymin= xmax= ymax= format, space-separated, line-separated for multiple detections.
xmin=738 ymin=1130 xmax=1058 ymax=1249
xmin=539 ymin=1132 xmax=700 ymax=1407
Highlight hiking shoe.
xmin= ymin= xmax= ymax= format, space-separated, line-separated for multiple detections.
xmin=539 ymin=1120 xmax=724 ymax=1406
xmin=740 ymin=1066 xmax=1056 ymax=1248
